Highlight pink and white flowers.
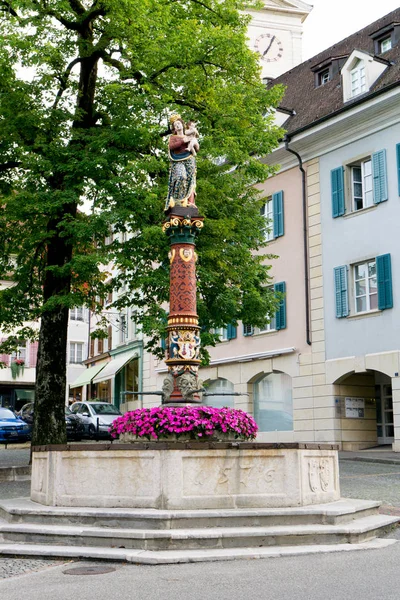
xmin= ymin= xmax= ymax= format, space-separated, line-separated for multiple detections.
xmin=110 ymin=406 xmax=258 ymax=441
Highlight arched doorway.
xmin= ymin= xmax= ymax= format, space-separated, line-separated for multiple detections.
xmin=332 ymin=370 xmax=393 ymax=448
xmin=253 ymin=371 xmax=293 ymax=432
xmin=203 ymin=378 xmax=235 ymax=408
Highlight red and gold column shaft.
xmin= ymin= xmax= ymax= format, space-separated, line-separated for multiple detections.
xmin=162 ymin=208 xmax=204 ymax=403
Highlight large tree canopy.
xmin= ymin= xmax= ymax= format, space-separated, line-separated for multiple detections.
xmin=0 ymin=0 xmax=283 ymax=444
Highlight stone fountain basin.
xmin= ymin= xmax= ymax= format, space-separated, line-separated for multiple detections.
xmin=31 ymin=442 xmax=340 ymax=510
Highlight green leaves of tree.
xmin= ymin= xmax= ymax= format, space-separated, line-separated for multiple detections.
xmin=0 ymin=0 xmax=284 ymax=357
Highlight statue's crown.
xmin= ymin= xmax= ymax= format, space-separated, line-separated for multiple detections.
xmin=169 ymin=114 xmax=181 ymax=125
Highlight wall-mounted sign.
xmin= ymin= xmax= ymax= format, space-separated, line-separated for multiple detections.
xmin=345 ymin=397 xmax=365 ymax=419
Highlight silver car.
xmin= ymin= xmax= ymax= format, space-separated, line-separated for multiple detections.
xmin=70 ymin=402 xmax=121 ymax=439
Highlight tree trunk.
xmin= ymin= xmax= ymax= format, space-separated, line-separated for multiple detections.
xmin=32 ymin=305 xmax=69 ymax=445
xmin=32 ymin=23 xmax=99 ymax=446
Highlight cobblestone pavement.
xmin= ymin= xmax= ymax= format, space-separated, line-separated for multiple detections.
xmin=0 ymin=448 xmax=30 ymax=468
xmin=0 ymin=558 xmax=70 ymax=579
xmin=339 ymin=459 xmax=400 ymax=508
xmin=0 ymin=480 xmax=31 ymax=500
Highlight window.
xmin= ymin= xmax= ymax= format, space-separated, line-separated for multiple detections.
xmin=11 ymin=341 xmax=26 ymax=362
xmin=261 ymin=191 xmax=284 ymax=240
xmin=380 ymin=37 xmax=392 ymax=53
xmin=334 ymin=254 xmax=392 ymax=318
xmin=254 ymin=372 xmax=293 ymax=432
xmin=318 ymin=68 xmax=330 ymax=86
xmin=354 ymin=260 xmax=378 ymax=313
xmin=69 ymin=342 xmax=84 ymax=364
xmin=70 ymin=307 xmax=84 ymax=321
xmin=331 ymin=149 xmax=388 ymax=218
xmin=214 ymin=327 xmax=228 ymax=341
xmin=350 ymin=59 xmax=366 ymax=97
xmin=258 ymin=314 xmax=276 ymax=333
xmin=243 ymin=282 xmax=286 ymax=336
xmin=243 ymin=324 xmax=254 ymax=337
xmin=261 ymin=198 xmax=274 ymax=241
xmin=351 ymin=158 xmax=373 ymax=211
xmin=212 ymin=325 xmax=236 ymax=341
xmin=119 ymin=314 xmax=128 ymax=343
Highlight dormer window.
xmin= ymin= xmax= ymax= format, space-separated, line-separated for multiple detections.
xmin=350 ymin=59 xmax=366 ymax=97
xmin=379 ymin=37 xmax=392 ymax=53
xmin=319 ymin=69 xmax=330 ymax=86
xmin=312 ymin=57 xmax=346 ymax=88
xmin=371 ymin=23 xmax=400 ymax=55
xmin=341 ymin=50 xmax=388 ymax=103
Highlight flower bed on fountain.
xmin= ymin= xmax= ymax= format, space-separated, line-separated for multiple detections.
xmin=110 ymin=406 xmax=258 ymax=442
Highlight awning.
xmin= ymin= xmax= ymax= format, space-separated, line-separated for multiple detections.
xmin=92 ymin=351 xmax=139 ymax=384
xmin=69 ymin=364 xmax=107 ymax=389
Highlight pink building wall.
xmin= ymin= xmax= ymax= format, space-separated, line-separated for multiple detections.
xmin=208 ymin=165 xmax=307 ymax=363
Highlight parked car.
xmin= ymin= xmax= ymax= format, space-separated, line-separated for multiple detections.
xmin=70 ymin=401 xmax=122 ymax=439
xmin=0 ymin=407 xmax=31 ymax=443
xmin=18 ymin=402 xmax=85 ymax=441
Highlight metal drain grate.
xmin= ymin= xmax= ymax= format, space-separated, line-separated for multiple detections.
xmin=63 ymin=566 xmax=117 ymax=576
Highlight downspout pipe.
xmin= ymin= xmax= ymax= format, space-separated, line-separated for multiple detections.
xmin=284 ymin=135 xmax=311 ymax=346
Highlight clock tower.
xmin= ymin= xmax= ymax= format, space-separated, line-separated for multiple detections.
xmin=246 ymin=0 xmax=312 ymax=80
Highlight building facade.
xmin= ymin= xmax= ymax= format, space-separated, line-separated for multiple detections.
xmin=257 ymin=8 xmax=400 ymax=450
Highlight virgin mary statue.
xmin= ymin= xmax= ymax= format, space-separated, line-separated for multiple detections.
xmin=165 ymin=114 xmax=198 ymax=210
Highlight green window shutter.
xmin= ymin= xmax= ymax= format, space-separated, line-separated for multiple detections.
xmin=334 ymin=266 xmax=349 ymax=318
xmin=274 ymin=282 xmax=287 ymax=330
xmin=397 ymin=143 xmax=400 ymax=196
xmin=372 ymin=149 xmax=388 ymax=204
xmin=243 ymin=324 xmax=254 ymax=337
xmin=376 ymin=254 xmax=393 ymax=310
xmin=227 ymin=323 xmax=237 ymax=340
xmin=331 ymin=167 xmax=345 ymax=217
xmin=161 ymin=336 xmax=166 ymax=351
xmin=272 ymin=191 xmax=284 ymax=238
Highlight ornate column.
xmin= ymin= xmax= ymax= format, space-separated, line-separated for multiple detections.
xmin=162 ymin=206 xmax=204 ymax=403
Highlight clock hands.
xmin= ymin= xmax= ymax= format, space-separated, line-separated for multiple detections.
xmin=262 ymin=35 xmax=275 ymax=57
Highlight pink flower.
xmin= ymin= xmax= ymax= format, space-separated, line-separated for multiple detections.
xmin=109 ymin=406 xmax=258 ymax=441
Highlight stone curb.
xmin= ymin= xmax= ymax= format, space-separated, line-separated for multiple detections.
xmin=0 ymin=466 xmax=31 ymax=482
xmin=0 ymin=538 xmax=397 ymax=564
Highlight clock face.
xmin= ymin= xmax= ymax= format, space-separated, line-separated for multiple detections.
xmin=254 ymin=33 xmax=284 ymax=63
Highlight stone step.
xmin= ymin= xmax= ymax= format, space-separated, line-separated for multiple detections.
xmin=0 ymin=514 xmax=398 ymax=551
xmin=0 ymin=538 xmax=396 ymax=564
xmin=0 ymin=498 xmax=382 ymax=529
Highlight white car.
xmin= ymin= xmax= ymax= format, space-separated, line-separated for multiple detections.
xmin=70 ymin=401 xmax=121 ymax=439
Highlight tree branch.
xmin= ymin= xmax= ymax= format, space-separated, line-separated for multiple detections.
xmin=98 ymin=50 xmax=144 ymax=83
xmin=149 ymin=59 xmax=224 ymax=81
xmin=30 ymin=0 xmax=81 ymax=30
xmin=0 ymin=1 xmax=19 ymax=18
xmin=81 ymin=7 xmax=106 ymax=28
xmin=168 ymin=0 xmax=221 ymax=18
xmin=52 ymin=57 xmax=82 ymax=110
xmin=68 ymin=0 xmax=85 ymax=15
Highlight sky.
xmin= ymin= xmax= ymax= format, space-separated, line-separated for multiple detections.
xmin=302 ymin=0 xmax=400 ymax=59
